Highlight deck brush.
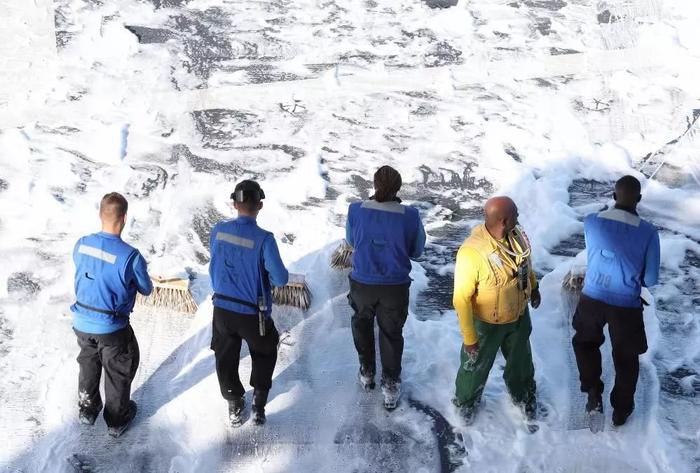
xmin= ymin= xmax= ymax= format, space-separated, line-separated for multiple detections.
xmin=330 ymin=239 xmax=353 ymax=270
xmin=272 ymin=273 xmax=311 ymax=311
xmin=562 ymin=267 xmax=585 ymax=293
xmin=136 ymin=276 xmax=198 ymax=314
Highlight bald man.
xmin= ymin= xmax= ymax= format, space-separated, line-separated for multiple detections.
xmin=452 ymin=197 xmax=541 ymax=425
xmin=573 ymin=175 xmax=660 ymax=427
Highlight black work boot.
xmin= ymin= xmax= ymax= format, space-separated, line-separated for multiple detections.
xmin=612 ymin=406 xmax=634 ymax=426
xmin=79 ymin=400 xmax=104 ymax=426
xmin=108 ymin=401 xmax=137 ymax=438
xmin=585 ymin=389 xmax=603 ymax=414
xmin=524 ymin=397 xmax=537 ymax=422
xmin=358 ymin=365 xmax=376 ymax=391
xmin=252 ymin=390 xmax=269 ymax=425
xmin=380 ymin=378 xmax=401 ymax=410
xmin=228 ymin=396 xmax=245 ymax=428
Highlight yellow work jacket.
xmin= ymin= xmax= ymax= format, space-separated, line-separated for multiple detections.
xmin=452 ymin=224 xmax=537 ymax=345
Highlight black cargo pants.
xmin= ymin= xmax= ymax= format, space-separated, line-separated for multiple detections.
xmin=74 ymin=325 xmax=140 ymax=427
xmin=572 ymin=295 xmax=648 ymax=413
xmin=211 ymin=306 xmax=279 ymax=403
xmin=348 ymin=278 xmax=410 ymax=382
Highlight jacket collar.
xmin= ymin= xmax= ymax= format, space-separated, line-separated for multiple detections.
xmin=614 ymin=204 xmax=639 ymax=215
xmin=470 ymin=224 xmax=526 ymax=272
xmin=98 ymin=231 xmax=121 ymax=240
xmin=369 ymin=195 xmax=402 ymax=203
xmin=471 ymin=224 xmax=498 ymax=249
xmin=235 ymin=215 xmax=257 ymax=224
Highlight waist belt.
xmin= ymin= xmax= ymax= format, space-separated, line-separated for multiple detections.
xmin=75 ymin=301 xmax=125 ymax=317
xmin=212 ymin=293 xmax=259 ymax=311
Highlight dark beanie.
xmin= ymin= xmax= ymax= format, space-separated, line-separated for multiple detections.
xmin=231 ymin=180 xmax=265 ymax=203
xmin=373 ymin=166 xmax=402 ymax=203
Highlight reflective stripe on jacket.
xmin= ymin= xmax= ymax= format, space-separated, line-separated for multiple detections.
xmin=209 ymin=216 xmax=289 ymax=315
xmin=346 ymin=200 xmax=426 ymax=285
xmin=71 ymin=232 xmax=152 ymax=334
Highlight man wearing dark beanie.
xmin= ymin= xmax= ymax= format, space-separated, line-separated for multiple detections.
xmin=345 ymin=165 xmax=426 ymax=410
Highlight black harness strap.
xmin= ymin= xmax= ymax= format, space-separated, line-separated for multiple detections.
xmin=75 ymin=301 xmax=122 ymax=317
xmin=212 ymin=293 xmax=259 ymax=310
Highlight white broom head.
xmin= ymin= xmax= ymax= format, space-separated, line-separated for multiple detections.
xmin=136 ymin=276 xmax=198 ymax=314
xmin=330 ymin=240 xmax=353 ymax=270
xmin=562 ymin=267 xmax=586 ymax=292
xmin=272 ymin=273 xmax=311 ymax=311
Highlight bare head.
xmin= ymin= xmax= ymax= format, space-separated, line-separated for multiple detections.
xmin=484 ymin=196 xmax=518 ymax=239
xmin=232 ymin=179 xmax=264 ymax=218
xmin=373 ymin=165 xmax=402 ymax=203
xmin=613 ymin=175 xmax=642 ymax=210
xmin=99 ymin=192 xmax=128 ymax=235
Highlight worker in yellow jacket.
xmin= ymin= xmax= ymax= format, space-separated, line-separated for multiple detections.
xmin=452 ymin=196 xmax=541 ymax=425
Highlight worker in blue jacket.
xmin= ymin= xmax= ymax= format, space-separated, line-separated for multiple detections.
xmin=210 ymin=180 xmax=289 ymax=427
xmin=573 ymin=175 xmax=661 ymax=426
xmin=71 ymin=192 xmax=153 ymax=437
xmin=346 ymin=165 xmax=426 ymax=410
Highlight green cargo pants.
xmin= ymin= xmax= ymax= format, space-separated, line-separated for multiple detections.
xmin=454 ymin=308 xmax=536 ymax=408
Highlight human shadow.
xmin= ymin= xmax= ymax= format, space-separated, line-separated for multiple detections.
xmin=129 ymin=239 xmax=346 ymax=424
xmin=3 ymin=241 xmax=348 ymax=472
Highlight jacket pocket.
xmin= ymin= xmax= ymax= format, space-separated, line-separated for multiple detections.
xmin=367 ymin=237 xmax=388 ymax=276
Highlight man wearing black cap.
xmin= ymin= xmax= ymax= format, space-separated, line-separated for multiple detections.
xmin=209 ymin=180 xmax=289 ymax=426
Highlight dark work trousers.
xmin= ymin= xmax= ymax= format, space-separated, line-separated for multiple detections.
xmin=348 ymin=278 xmax=410 ymax=382
xmin=572 ymin=294 xmax=648 ymax=413
xmin=74 ymin=325 xmax=140 ymax=427
xmin=211 ymin=307 xmax=280 ymax=403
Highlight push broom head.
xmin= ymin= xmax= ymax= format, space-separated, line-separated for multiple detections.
xmin=330 ymin=239 xmax=353 ymax=270
xmin=562 ymin=267 xmax=585 ymax=293
xmin=136 ymin=276 xmax=198 ymax=315
xmin=272 ymin=273 xmax=311 ymax=311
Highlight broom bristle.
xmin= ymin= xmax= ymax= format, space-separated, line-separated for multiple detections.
xmin=330 ymin=240 xmax=353 ymax=269
xmin=562 ymin=268 xmax=585 ymax=292
xmin=136 ymin=277 xmax=198 ymax=314
xmin=272 ymin=273 xmax=311 ymax=311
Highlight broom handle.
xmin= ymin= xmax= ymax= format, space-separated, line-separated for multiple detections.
xmin=258 ymin=253 xmax=268 ymax=337
xmin=258 ymin=299 xmax=266 ymax=337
